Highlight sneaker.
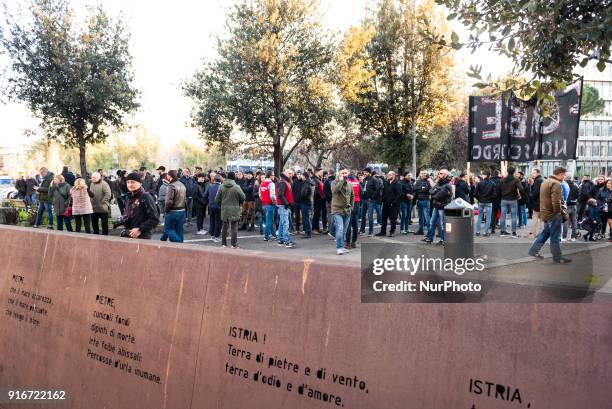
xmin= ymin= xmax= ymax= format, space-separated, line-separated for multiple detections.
xmin=423 ymin=238 xmax=433 ymax=243
xmin=367 ymin=233 xmax=373 ymax=237
xmin=570 ymin=238 xmax=576 ymax=242
xmin=561 ymin=238 xmax=567 ymax=242
xmin=553 ymin=258 xmax=572 ymax=264
xmin=528 ymin=252 xmax=544 ymax=259
xmin=221 ymin=245 xmax=227 ymax=248
xmin=263 ymin=237 xmax=269 ymax=242
xmin=277 ymin=241 xmax=286 ymax=247
xmin=337 ymin=248 xmax=345 ymax=255
xmin=231 ymin=246 xmax=239 ymax=249
xmin=500 ymin=231 xmax=509 ymax=236
xmin=436 ymin=240 xmax=445 ymax=245
xmin=285 ymin=242 xmax=295 ymax=248
xmin=511 ymin=233 xmax=518 ymax=238
xmin=327 ymin=233 xmax=334 ymax=239
xmin=375 ymin=232 xmax=385 ymax=237
xmin=196 ymin=230 xmax=208 ymax=235
xmin=475 ymin=232 xmax=481 ymax=237
xmin=388 ymin=233 xmax=394 ymax=238
xmin=484 ymin=233 xmax=491 ymax=237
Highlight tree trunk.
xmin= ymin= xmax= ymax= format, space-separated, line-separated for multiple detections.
xmin=79 ymin=141 xmax=87 ymax=180
xmin=273 ymin=143 xmax=282 ymax=177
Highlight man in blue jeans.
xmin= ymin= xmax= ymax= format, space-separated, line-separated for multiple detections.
xmin=528 ymin=166 xmax=571 ymax=264
xmin=161 ymin=170 xmax=186 ymax=243
xmin=33 ymin=167 xmax=54 ymax=229
xmin=497 ymin=166 xmax=523 ymax=238
xmin=330 ymin=169 xmax=354 ymax=255
xmin=425 ymin=169 xmax=453 ymax=244
xmin=473 ymin=170 xmax=496 ymax=236
xmin=413 ymin=170 xmax=433 ymax=235
xmin=276 ymin=169 xmax=295 ymax=248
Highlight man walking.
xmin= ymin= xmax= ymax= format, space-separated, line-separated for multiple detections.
xmin=216 ymin=171 xmax=246 ymax=249
xmin=528 ymin=166 xmax=571 ymax=264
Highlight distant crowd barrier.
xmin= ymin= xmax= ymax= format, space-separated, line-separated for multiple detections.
xmin=0 ymin=225 xmax=610 ymax=408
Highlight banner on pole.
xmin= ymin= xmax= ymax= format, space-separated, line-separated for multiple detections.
xmin=468 ymin=93 xmax=510 ymax=162
xmin=468 ymin=79 xmax=583 ymax=162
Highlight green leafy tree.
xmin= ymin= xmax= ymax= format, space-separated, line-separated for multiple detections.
xmin=337 ymin=0 xmax=460 ymax=173
xmin=0 ymin=0 xmax=139 ymax=177
xmin=436 ymin=0 xmax=611 ymax=97
xmin=183 ymin=0 xmax=336 ymax=175
xmin=581 ymin=84 xmax=605 ymax=117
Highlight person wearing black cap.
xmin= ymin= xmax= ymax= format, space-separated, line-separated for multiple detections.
xmin=114 ymin=172 xmax=160 ymax=239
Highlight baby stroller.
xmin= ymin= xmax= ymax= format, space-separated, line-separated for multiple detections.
xmin=579 ymin=200 xmax=605 ymax=241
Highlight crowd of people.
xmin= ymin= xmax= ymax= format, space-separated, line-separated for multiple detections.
xmin=9 ymin=162 xmax=612 ymax=256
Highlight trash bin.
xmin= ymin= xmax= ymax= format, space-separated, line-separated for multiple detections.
xmin=443 ymin=198 xmax=474 ymax=259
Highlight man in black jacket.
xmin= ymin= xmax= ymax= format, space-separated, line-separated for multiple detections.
xmin=454 ymin=172 xmax=471 ymax=203
xmin=240 ymin=172 xmax=256 ymax=231
xmin=311 ymin=168 xmax=326 ymax=234
xmin=116 ymin=172 xmax=160 ymax=239
xmin=291 ymin=171 xmax=304 ymax=233
xmin=399 ymin=173 xmax=414 ymax=234
xmin=193 ymin=173 xmax=208 ymax=235
xmin=61 ymin=166 xmax=76 ymax=187
xmin=299 ymin=171 xmax=314 ymax=238
xmin=360 ymin=168 xmax=383 ymax=236
xmin=376 ymin=171 xmax=402 ymax=237
xmin=563 ymin=176 xmax=579 ymax=241
xmin=425 ymin=169 xmax=453 ymax=244
xmin=497 ymin=166 xmax=524 ymax=237
xmin=473 ymin=170 xmax=496 ymax=236
xmin=529 ymin=168 xmax=544 ymax=237
xmin=413 ymin=170 xmax=433 ymax=235
xmin=576 ymin=175 xmax=594 ymax=221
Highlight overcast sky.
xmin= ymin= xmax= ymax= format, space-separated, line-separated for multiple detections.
xmin=0 ymin=0 xmax=511 ymax=149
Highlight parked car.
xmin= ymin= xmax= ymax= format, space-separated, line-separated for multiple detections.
xmin=0 ymin=176 xmax=18 ymax=199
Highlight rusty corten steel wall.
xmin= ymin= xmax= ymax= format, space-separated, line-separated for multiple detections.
xmin=0 ymin=225 xmax=611 ymax=409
